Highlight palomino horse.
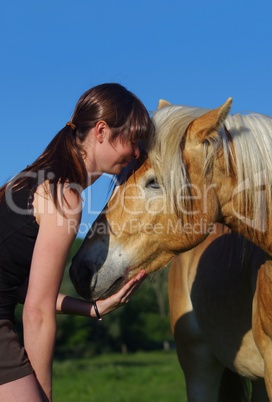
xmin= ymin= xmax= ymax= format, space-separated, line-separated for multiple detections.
xmin=70 ymin=99 xmax=272 ymax=398
xmin=169 ymin=223 xmax=268 ymax=401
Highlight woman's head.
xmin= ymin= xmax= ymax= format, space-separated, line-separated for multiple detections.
xmin=0 ymin=83 xmax=154 ymax=205
xmin=69 ymin=83 xmax=154 ymax=145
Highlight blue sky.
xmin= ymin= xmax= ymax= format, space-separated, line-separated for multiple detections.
xmin=1 ymin=0 xmax=271 ymax=236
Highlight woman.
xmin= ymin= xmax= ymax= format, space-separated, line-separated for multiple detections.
xmin=0 ymin=83 xmax=154 ymax=401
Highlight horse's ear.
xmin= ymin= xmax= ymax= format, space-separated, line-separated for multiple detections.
xmin=188 ymin=98 xmax=232 ymax=143
xmin=157 ymin=99 xmax=172 ymax=109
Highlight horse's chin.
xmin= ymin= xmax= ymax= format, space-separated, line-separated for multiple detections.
xmin=95 ymin=266 xmax=140 ymax=300
xmin=93 ymin=276 xmax=126 ymax=300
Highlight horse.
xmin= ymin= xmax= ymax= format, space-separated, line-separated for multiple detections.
xmin=69 ymin=98 xmax=272 ymax=398
xmin=169 ymin=223 xmax=268 ymax=401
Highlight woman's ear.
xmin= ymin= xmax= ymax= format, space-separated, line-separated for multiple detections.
xmin=94 ymin=121 xmax=110 ymax=143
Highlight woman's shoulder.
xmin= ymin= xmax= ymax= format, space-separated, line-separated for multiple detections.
xmin=33 ymin=180 xmax=82 ymax=225
xmin=62 ymin=182 xmax=83 ymax=213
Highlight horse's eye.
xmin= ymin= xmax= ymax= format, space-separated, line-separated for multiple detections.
xmin=146 ymin=178 xmax=160 ymax=189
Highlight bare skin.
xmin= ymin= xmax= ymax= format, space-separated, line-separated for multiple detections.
xmin=0 ymin=120 xmax=145 ymax=401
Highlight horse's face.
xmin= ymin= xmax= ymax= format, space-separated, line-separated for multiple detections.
xmin=70 ymin=158 xmax=197 ymax=300
xmin=70 ymin=98 xmax=234 ymax=300
xmin=70 ymin=161 xmax=221 ymax=301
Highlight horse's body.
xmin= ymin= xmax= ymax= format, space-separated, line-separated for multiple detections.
xmin=70 ymin=98 xmax=272 ymax=398
xmin=169 ymin=223 xmax=268 ymax=401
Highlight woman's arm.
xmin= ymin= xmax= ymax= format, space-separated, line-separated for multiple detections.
xmin=18 ymin=270 xmax=147 ymax=317
xmin=23 ymin=184 xmax=81 ymax=401
xmin=56 ymin=269 xmax=147 ymax=317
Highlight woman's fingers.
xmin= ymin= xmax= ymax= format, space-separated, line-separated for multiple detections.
xmin=120 ymin=270 xmax=147 ymax=300
xmin=95 ymin=270 xmax=148 ymax=316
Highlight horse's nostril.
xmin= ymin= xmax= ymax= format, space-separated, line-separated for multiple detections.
xmin=69 ymin=263 xmax=92 ymax=300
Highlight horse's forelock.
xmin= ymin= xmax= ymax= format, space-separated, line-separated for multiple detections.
xmin=148 ymin=106 xmax=210 ymax=214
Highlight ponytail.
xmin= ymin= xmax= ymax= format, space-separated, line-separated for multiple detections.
xmin=0 ymin=124 xmax=87 ymax=207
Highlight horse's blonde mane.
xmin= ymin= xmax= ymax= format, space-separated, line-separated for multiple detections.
xmin=225 ymin=112 xmax=272 ymax=230
xmin=148 ymin=105 xmax=213 ymax=213
xmin=148 ymin=105 xmax=272 ymax=225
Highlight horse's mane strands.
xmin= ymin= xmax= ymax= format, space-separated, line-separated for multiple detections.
xmin=225 ymin=112 xmax=272 ymax=230
xmin=149 ymin=105 xmax=272 ymax=226
xmin=149 ymin=105 xmax=211 ymax=214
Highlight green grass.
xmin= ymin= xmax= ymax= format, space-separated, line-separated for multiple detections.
xmin=52 ymin=350 xmax=187 ymax=402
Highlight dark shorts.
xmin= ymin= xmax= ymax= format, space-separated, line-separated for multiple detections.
xmin=0 ymin=319 xmax=33 ymax=385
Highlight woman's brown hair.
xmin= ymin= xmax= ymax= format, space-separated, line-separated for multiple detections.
xmin=0 ymin=83 xmax=154 ymax=207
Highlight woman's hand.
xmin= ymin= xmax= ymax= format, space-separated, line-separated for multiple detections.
xmin=93 ymin=270 xmax=147 ymax=317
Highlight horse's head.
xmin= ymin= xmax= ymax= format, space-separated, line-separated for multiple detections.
xmin=70 ymin=98 xmax=234 ymax=301
xmin=70 ymin=156 xmax=189 ymax=300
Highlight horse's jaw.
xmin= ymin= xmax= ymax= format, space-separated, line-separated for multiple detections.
xmin=69 ymin=214 xmax=180 ymax=300
xmin=69 ymin=231 xmax=174 ymax=300
xmin=69 ymin=225 xmax=133 ymax=301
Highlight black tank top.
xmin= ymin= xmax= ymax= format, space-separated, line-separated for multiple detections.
xmin=0 ymin=181 xmax=39 ymax=321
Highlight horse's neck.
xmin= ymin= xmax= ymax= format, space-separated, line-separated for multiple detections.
xmin=212 ymin=151 xmax=272 ymax=256
xmin=221 ymin=211 xmax=272 ymax=257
